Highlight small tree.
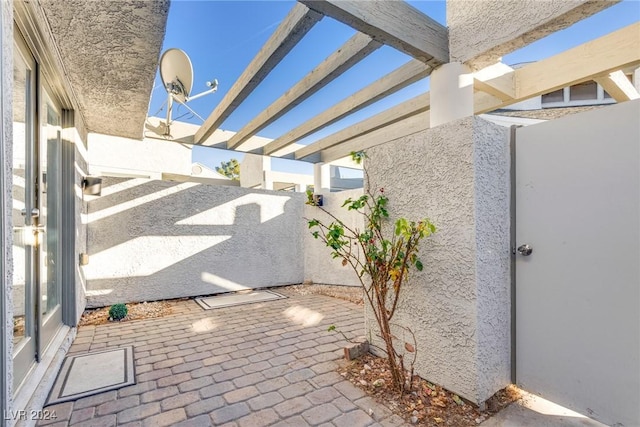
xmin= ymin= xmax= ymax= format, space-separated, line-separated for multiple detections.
xmin=307 ymin=151 xmax=435 ymax=393
xmin=216 ymin=159 xmax=240 ymax=180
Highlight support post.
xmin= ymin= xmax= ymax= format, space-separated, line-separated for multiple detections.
xmin=430 ymin=62 xmax=473 ymax=127
xmin=313 ymin=163 xmax=331 ymax=193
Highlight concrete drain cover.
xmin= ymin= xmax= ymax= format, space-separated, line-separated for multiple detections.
xmin=195 ymin=290 xmax=287 ymax=310
xmin=46 ymin=346 xmax=135 ymax=406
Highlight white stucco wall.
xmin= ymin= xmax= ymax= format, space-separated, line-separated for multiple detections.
xmin=240 ymin=153 xmax=267 ymax=188
xmin=364 ymin=117 xmax=511 ymax=404
xmin=74 ymin=122 xmax=88 ymax=324
xmin=447 ymin=0 xmax=616 ymax=68
xmin=303 ymin=189 xmax=364 ymax=287
xmin=87 ymin=133 xmax=192 ymax=178
xmin=83 ymin=178 xmax=305 ymax=307
xmin=2 ymin=0 xmax=15 ymax=407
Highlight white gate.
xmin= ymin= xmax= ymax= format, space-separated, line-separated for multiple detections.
xmin=515 ymin=100 xmax=640 ymax=427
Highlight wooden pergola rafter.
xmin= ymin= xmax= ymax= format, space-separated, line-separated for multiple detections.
xmin=187 ymin=0 xmax=639 ymax=165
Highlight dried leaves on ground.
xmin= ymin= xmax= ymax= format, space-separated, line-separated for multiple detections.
xmin=78 ymin=300 xmax=175 ymax=326
xmin=338 ymin=353 xmax=520 ymax=426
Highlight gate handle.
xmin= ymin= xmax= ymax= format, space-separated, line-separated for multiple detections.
xmin=517 ymin=244 xmax=533 ymax=256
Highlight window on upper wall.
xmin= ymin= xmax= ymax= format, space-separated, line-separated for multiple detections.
xmin=569 ymin=81 xmax=598 ymax=101
xmin=541 ymin=89 xmax=564 ymax=103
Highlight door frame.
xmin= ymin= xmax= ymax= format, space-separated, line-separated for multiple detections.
xmin=11 ymin=23 xmax=69 ymax=395
xmin=12 ymin=28 xmax=40 ymax=391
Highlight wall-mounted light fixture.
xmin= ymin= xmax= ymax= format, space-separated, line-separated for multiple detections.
xmin=82 ymin=176 xmax=102 ymax=196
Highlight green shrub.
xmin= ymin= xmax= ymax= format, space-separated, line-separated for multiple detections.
xmin=109 ymin=303 xmax=128 ymax=321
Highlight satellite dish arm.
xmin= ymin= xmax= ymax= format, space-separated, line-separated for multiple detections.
xmin=187 ymin=79 xmax=218 ymax=102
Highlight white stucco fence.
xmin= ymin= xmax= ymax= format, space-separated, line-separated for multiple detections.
xmin=303 ymin=188 xmax=364 ymax=287
xmin=83 ymin=178 xmax=310 ymax=308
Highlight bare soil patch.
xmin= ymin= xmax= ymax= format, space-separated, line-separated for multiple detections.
xmin=339 ymin=353 xmax=520 ymax=426
xmin=282 ymin=283 xmax=364 ymax=305
xmin=78 ymin=300 xmax=175 ymax=326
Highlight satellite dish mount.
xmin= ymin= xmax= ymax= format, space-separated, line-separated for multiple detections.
xmin=159 ymin=48 xmax=218 ymax=136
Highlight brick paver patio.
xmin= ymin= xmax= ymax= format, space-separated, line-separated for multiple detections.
xmin=38 ymin=289 xmax=407 ymax=427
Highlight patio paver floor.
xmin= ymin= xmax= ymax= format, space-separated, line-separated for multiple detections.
xmin=38 ymin=289 xmax=406 ymax=427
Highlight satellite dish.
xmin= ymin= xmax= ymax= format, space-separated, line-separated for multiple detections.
xmin=160 ymin=48 xmax=193 ymax=104
xmin=157 ymin=48 xmax=219 ymax=136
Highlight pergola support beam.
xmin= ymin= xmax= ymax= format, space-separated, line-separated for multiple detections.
xmin=226 ymin=32 xmax=381 ymax=150
xmin=320 ymin=112 xmax=430 ymax=163
xmin=194 ymin=4 xmax=322 ymax=144
xmin=475 ymin=22 xmax=640 ymax=113
xmin=263 ymin=59 xmax=430 ymax=155
xmin=299 ymin=0 xmax=449 ymax=66
xmin=294 ymin=92 xmax=430 ymax=160
xmin=594 ymin=70 xmax=640 ymax=102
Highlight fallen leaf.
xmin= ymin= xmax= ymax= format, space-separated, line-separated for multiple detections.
xmin=452 ymin=394 xmax=464 ymax=406
xmin=405 ymin=342 xmax=415 ymax=353
xmin=431 ymin=397 xmax=447 ymax=408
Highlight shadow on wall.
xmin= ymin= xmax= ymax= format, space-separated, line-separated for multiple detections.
xmin=83 ymin=177 xmax=305 ymax=308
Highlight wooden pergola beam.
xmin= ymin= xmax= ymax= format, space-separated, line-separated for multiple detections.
xmin=294 ymin=92 xmax=430 ymax=160
xmin=594 ymin=70 xmax=639 ymax=102
xmin=226 ymin=32 xmax=381 ymax=150
xmin=475 ymin=23 xmax=640 ymax=113
xmin=473 ymin=63 xmax=516 ymax=101
xmin=194 ymin=4 xmax=322 ymax=144
xmin=262 ymin=59 xmax=430 ymax=156
xmin=299 ymin=0 xmax=449 ymax=66
xmin=320 ymin=112 xmax=430 ymax=163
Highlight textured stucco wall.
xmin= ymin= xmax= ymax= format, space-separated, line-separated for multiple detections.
xmin=87 ymin=133 xmax=192 ymax=178
xmin=2 ymin=0 xmax=15 ymax=409
xmin=39 ymin=0 xmax=169 ymax=139
xmin=240 ymin=154 xmax=268 ymax=189
xmin=447 ymin=0 xmax=616 ymax=68
xmin=84 ymin=178 xmax=305 ymax=307
xmin=303 ymin=189 xmax=364 ymax=287
xmin=471 ymin=119 xmax=511 ymax=400
xmin=365 ymin=117 xmax=510 ymax=404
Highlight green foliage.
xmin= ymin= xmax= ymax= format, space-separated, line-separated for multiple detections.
xmin=216 ymin=159 xmax=240 ymax=181
xmin=109 ymin=303 xmax=128 ymax=321
xmin=306 ymin=150 xmax=436 ymax=393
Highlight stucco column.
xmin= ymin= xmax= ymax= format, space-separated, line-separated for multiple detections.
xmin=295 ymin=183 xmax=307 ymax=193
xmin=364 ymin=116 xmax=511 ymax=406
xmin=430 ymin=62 xmax=474 ymax=127
xmin=313 ymin=163 xmax=330 ymax=193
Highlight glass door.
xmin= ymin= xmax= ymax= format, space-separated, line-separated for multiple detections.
xmin=12 ymin=33 xmax=38 ymax=390
xmin=12 ymin=31 xmax=64 ymax=392
xmin=38 ymin=88 xmax=63 ymax=354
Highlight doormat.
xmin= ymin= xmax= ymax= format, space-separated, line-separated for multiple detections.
xmin=46 ymin=346 xmax=135 ymax=406
xmin=195 ymin=290 xmax=287 ymax=310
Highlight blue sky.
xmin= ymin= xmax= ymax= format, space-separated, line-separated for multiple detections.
xmin=148 ymin=0 xmax=639 ymax=176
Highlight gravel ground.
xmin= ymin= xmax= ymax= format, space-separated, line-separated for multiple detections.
xmin=78 ymin=284 xmax=362 ymax=327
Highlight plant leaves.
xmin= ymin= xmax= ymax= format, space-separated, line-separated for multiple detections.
xmin=452 ymin=394 xmax=464 ymax=406
xmin=405 ymin=342 xmax=415 ymax=353
xmin=415 ymin=260 xmax=423 ymax=271
xmin=327 ymin=325 xmax=336 ymax=332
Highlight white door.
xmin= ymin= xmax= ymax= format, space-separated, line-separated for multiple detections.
xmin=515 ymin=100 xmax=639 ymax=427
xmin=12 ymin=30 xmax=64 ymax=393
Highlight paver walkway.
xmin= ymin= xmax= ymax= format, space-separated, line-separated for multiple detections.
xmin=38 ymin=289 xmax=407 ymax=427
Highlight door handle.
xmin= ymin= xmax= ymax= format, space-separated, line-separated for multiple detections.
xmin=517 ymin=244 xmax=533 ymax=256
